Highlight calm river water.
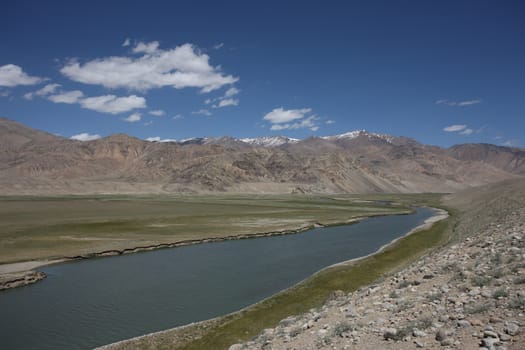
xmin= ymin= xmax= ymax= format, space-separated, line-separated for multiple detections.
xmin=0 ymin=207 xmax=435 ymax=349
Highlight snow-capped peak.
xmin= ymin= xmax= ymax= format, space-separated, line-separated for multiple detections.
xmin=239 ymin=136 xmax=300 ymax=147
xmin=322 ymin=130 xmax=394 ymax=143
xmin=321 ymin=130 xmax=367 ymax=140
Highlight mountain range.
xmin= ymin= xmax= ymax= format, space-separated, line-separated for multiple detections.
xmin=1 ymin=117 xmax=523 ymax=195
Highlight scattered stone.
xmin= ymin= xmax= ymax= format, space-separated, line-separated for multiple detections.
xmin=440 ymin=337 xmax=454 ymax=346
xmin=484 ymin=330 xmax=499 ymax=338
xmin=383 ymin=328 xmax=398 ymax=340
xmin=470 ymin=318 xmax=483 ymax=326
xmin=413 ymin=328 xmax=427 ymax=337
xmin=499 ymin=333 xmax=512 ymax=341
xmin=481 ymin=336 xmax=500 ymax=349
xmin=504 ymin=322 xmax=519 ymax=336
xmin=457 ymin=319 xmax=471 ymax=328
xmin=489 ymin=316 xmax=503 ymax=323
xmin=226 ymin=199 xmax=525 ymax=350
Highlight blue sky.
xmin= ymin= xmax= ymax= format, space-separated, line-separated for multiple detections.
xmin=1 ymin=0 xmax=523 ymax=147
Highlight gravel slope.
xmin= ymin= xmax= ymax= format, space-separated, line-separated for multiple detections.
xmin=229 ymin=179 xmax=525 ymax=350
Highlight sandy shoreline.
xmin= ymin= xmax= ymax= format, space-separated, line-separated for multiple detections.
xmin=0 ymin=259 xmax=67 ymax=274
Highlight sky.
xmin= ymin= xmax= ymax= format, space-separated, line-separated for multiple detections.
xmin=1 ymin=0 xmax=524 ymax=147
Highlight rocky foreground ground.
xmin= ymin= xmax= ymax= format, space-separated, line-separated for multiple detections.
xmin=229 ymin=180 xmax=525 ymax=350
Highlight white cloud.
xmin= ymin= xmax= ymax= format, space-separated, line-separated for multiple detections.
xmin=132 ymin=41 xmax=160 ymax=54
xmin=0 ymin=64 xmax=43 ymax=87
xmin=173 ymin=114 xmax=184 ymax=120
xmin=122 ymin=38 xmax=131 ymax=47
xmin=269 ymin=115 xmax=319 ymax=132
xmin=80 ymin=94 xmax=146 ymax=114
xmin=0 ymin=90 xmax=10 ymax=97
xmin=263 ymin=107 xmax=312 ymax=124
xmin=224 ymin=87 xmax=239 ymax=97
xmin=60 ymin=41 xmax=238 ymax=93
xmin=214 ymin=98 xmax=239 ymax=108
xmin=25 ymin=83 xmax=62 ymax=100
xmin=70 ymin=132 xmax=101 ymax=141
xmin=48 ymin=90 xmax=85 ymax=104
xmin=213 ymin=43 xmax=224 ymax=50
xmin=436 ymin=99 xmax=481 ymax=107
xmin=325 ymin=119 xmax=335 ymax=125
xmin=443 ymin=124 xmax=467 ymax=132
xmin=443 ymin=124 xmax=475 ymax=136
xmin=206 ymin=86 xmax=241 ymax=108
xmin=123 ymin=112 xmax=142 ymax=122
xmin=43 ymin=89 xmax=144 ymax=115
xmin=149 ymin=109 xmax=166 ymax=116
xmin=192 ymin=109 xmax=211 ymax=116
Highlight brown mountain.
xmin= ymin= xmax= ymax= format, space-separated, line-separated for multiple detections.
xmin=0 ymin=117 xmax=522 ymax=194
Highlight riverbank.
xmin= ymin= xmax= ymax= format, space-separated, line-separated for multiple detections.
xmin=224 ymin=179 xmax=525 ymax=350
xmin=0 ymin=195 xmax=414 ymax=291
xmin=0 ymin=209 xmax=411 ymax=291
xmin=0 ymin=259 xmax=65 ymax=291
xmin=97 ymin=207 xmax=449 ymax=350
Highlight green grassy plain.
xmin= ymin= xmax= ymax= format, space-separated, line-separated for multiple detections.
xmin=0 ymin=194 xmax=418 ymax=264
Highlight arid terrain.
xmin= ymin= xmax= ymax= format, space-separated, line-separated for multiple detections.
xmin=222 ymin=179 xmax=525 ymax=350
xmin=1 ymin=118 xmax=524 ymax=349
xmin=1 ymin=118 xmax=524 ymax=195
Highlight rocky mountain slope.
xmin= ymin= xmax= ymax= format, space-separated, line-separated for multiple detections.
xmin=0 ymin=117 xmax=523 ymax=194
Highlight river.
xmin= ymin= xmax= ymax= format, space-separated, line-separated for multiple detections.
xmin=0 ymin=207 xmax=435 ymax=349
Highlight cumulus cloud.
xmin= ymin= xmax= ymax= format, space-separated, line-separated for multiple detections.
xmin=149 ymin=109 xmax=166 ymax=116
xmin=263 ymin=107 xmax=319 ymax=131
xmin=436 ymin=99 xmax=481 ymax=107
xmin=123 ymin=112 xmax=142 ymax=122
xmin=0 ymin=64 xmax=43 ymax=87
xmin=459 ymin=128 xmax=473 ymax=135
xmin=80 ymin=95 xmax=146 ymax=114
xmin=70 ymin=132 xmax=101 ymax=141
xmin=270 ymin=115 xmax=319 ymax=131
xmin=326 ymin=119 xmax=335 ymax=125
xmin=173 ymin=114 xmax=184 ymax=120
xmin=48 ymin=90 xmax=85 ymax=104
xmin=122 ymin=38 xmax=131 ymax=47
xmin=132 ymin=41 xmax=160 ymax=54
xmin=224 ymin=87 xmax=239 ymax=97
xmin=263 ymin=107 xmax=312 ymax=124
xmin=207 ymin=86 xmax=241 ymax=108
xmin=192 ymin=109 xmax=212 ymax=116
xmin=443 ymin=124 xmax=467 ymax=132
xmin=213 ymin=43 xmax=224 ymax=50
xmin=24 ymin=83 xmax=61 ymax=100
xmin=214 ymin=98 xmax=239 ymax=108
xmin=39 ymin=86 xmax=145 ymax=115
xmin=60 ymin=41 xmax=238 ymax=93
